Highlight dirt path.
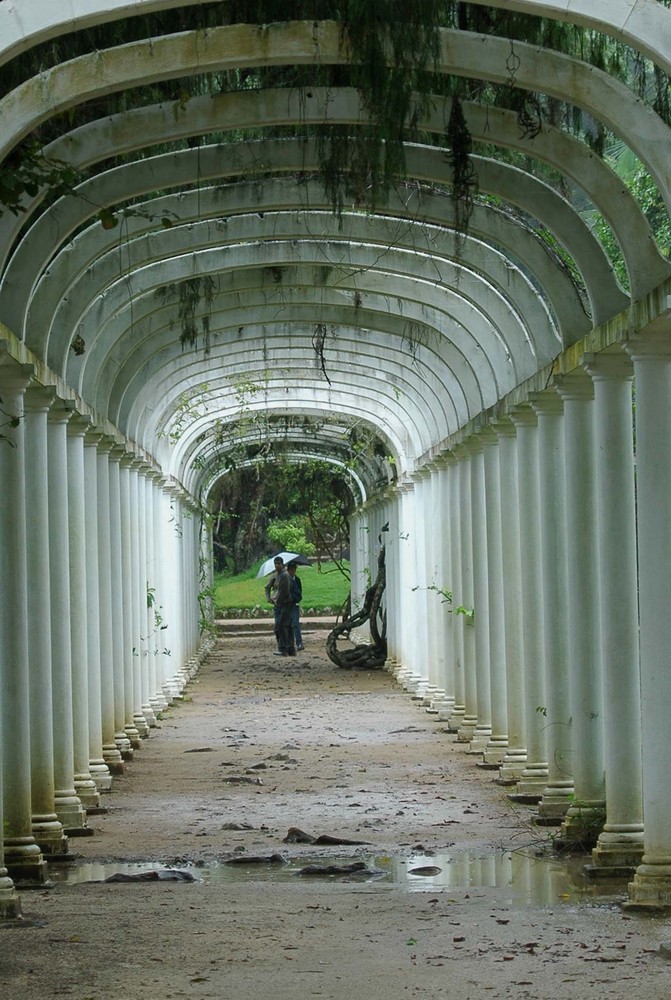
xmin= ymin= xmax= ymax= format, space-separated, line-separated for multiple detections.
xmin=2 ymin=629 xmax=671 ymax=999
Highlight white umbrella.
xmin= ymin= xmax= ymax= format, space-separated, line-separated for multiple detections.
xmin=256 ymin=552 xmax=310 ymax=578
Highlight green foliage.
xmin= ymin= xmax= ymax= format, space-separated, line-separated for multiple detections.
xmin=0 ymin=143 xmax=81 ymax=218
xmin=210 ymin=459 xmax=352 ymax=576
xmin=266 ymin=516 xmax=316 ymax=556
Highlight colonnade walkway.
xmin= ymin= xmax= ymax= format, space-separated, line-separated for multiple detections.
xmin=3 ymin=630 xmax=671 ymax=1000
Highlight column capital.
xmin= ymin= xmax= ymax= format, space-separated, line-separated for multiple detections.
xmin=84 ymin=427 xmax=107 ymax=448
xmin=24 ymin=383 xmax=58 ymax=412
xmin=508 ymin=402 xmax=537 ymax=428
xmin=530 ymin=386 xmax=564 ymax=415
xmin=555 ymin=368 xmax=594 ymax=402
xmin=47 ymin=399 xmax=75 ymax=426
xmin=625 ymin=327 xmax=671 ymax=360
xmin=491 ymin=416 xmax=517 ymax=438
xmin=478 ymin=426 xmax=500 ymax=448
xmin=66 ymin=412 xmax=93 ymax=437
xmin=0 ymin=358 xmax=33 ymax=394
xmin=582 ymin=349 xmax=634 ymax=382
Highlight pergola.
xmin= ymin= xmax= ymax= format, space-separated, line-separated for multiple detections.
xmin=2 ymin=0 xmax=671 ymax=915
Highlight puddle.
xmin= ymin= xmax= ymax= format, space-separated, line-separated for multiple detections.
xmin=48 ymin=849 xmax=630 ymax=906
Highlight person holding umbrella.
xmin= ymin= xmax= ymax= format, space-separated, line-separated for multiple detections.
xmin=273 ymin=561 xmax=296 ymax=657
xmin=264 ymin=555 xmax=285 ymax=651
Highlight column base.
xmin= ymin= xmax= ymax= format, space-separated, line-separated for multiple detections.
xmin=124 ymin=723 xmax=142 ymax=749
xmin=466 ymin=726 xmax=493 ymax=753
xmin=3 ymin=838 xmax=48 ymax=884
xmin=626 ymin=862 xmax=671 ymax=911
xmin=442 ymin=705 xmax=465 ymax=730
xmin=0 ymin=871 xmax=21 ymax=918
xmin=142 ymin=703 xmax=158 ymax=727
xmin=54 ymin=789 xmax=87 ymax=832
xmin=133 ymin=712 xmax=150 ymax=738
xmin=74 ymin=773 xmax=100 ymax=811
xmin=538 ymin=781 xmax=574 ymax=821
xmin=103 ymin=741 xmax=125 ymax=774
xmin=90 ymin=760 xmax=113 ymax=791
xmin=588 ymin=828 xmax=645 ymax=874
xmin=558 ymin=802 xmax=606 ymax=848
xmin=497 ymin=748 xmax=527 ymax=783
xmin=31 ymin=813 xmax=69 ymax=856
xmin=457 ymin=716 xmax=478 ymax=743
xmin=512 ymin=764 xmax=549 ymax=800
xmin=482 ymin=738 xmax=508 ymax=765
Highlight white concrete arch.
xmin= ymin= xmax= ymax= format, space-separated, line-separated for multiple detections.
xmin=101 ymin=295 xmax=499 ymax=437
xmin=3 ymin=1 xmax=670 ymax=78
xmin=63 ymin=258 xmax=535 ymax=450
xmin=0 ymin=91 xmax=660 ymax=316
xmin=0 ymin=139 xmax=625 ymax=333
xmin=191 ymin=424 xmax=390 ymax=501
xmin=1 ymin=87 xmax=662 ymax=309
xmin=159 ymin=383 xmax=425 ymax=482
xmin=118 ymin=330 xmax=463 ymax=470
xmin=198 ymin=450 xmax=370 ymax=511
xmin=2 ymin=21 xmax=670 ymax=221
xmin=28 ymin=188 xmax=584 ymax=370
xmin=36 ymin=232 xmax=557 ymax=382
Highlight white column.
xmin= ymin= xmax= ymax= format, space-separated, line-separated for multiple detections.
xmin=384 ymin=488 xmax=401 ymax=671
xmin=48 ymin=402 xmax=87 ymax=833
xmin=151 ymin=476 xmax=171 ymax=706
xmin=446 ymin=452 xmax=465 ymax=730
xmin=23 ymin=384 xmax=68 ymax=855
xmin=493 ymin=419 xmax=527 ymax=782
xmin=119 ymin=455 xmax=141 ymax=745
xmin=409 ymin=471 xmax=431 ymax=698
xmin=146 ymin=472 xmax=166 ymax=715
xmin=430 ymin=458 xmax=454 ymax=714
xmin=96 ymin=441 xmax=125 ymax=772
xmin=583 ymin=350 xmax=644 ymax=872
xmin=422 ymin=466 xmax=443 ymax=705
xmin=468 ymin=438 xmax=492 ymax=752
xmin=625 ymin=328 xmax=671 ymax=908
xmin=108 ymin=447 xmax=133 ymax=757
xmin=532 ymin=389 xmax=573 ymax=819
xmin=510 ymin=405 xmax=548 ymax=798
xmin=129 ymin=460 xmax=149 ymax=737
xmin=456 ymin=445 xmax=477 ymax=742
xmin=83 ymin=430 xmax=112 ymax=791
xmin=0 ymin=361 xmax=48 ymax=883
xmin=67 ymin=414 xmax=100 ymax=811
xmin=395 ymin=484 xmax=422 ymax=688
xmin=481 ymin=429 xmax=508 ymax=765
xmin=557 ymin=371 xmax=606 ymax=845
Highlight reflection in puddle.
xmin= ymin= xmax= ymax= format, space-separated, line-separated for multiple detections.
xmin=49 ymin=849 xmax=630 ymax=905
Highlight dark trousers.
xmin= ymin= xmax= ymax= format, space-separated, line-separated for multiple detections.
xmin=277 ymin=603 xmax=295 ymax=653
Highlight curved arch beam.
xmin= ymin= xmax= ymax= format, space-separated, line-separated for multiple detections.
xmin=3 ymin=2 xmax=670 ymax=83
xmin=2 ymin=22 xmax=669 ymax=215
xmin=29 ymin=189 xmax=583 ymax=367
xmin=1 ymin=90 xmax=662 ymax=303
xmin=4 ymin=143 xmax=623 ymax=333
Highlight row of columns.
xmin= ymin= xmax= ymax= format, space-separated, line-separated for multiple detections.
xmin=358 ymin=334 xmax=671 ymax=909
xmin=0 ymin=351 xmax=210 ymax=916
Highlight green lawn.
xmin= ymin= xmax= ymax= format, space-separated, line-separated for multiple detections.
xmin=214 ymin=560 xmax=350 ymax=614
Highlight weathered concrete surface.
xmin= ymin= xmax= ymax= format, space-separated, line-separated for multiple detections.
xmin=2 ymin=631 xmax=671 ymax=1000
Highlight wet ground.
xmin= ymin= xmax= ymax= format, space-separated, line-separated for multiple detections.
xmin=2 ymin=627 xmax=671 ymax=999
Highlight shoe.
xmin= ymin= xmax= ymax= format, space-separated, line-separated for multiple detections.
xmin=273 ymin=651 xmax=284 ymax=656
xmin=296 ymin=644 xmax=305 ymax=651
xmin=287 ymin=649 xmax=296 ymax=656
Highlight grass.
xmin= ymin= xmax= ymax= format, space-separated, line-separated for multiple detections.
xmin=214 ymin=559 xmax=350 ymax=614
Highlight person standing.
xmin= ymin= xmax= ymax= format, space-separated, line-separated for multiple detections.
xmin=264 ymin=556 xmax=285 ymax=651
xmin=287 ymin=560 xmax=304 ymax=651
xmin=273 ymin=561 xmax=296 ymax=657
